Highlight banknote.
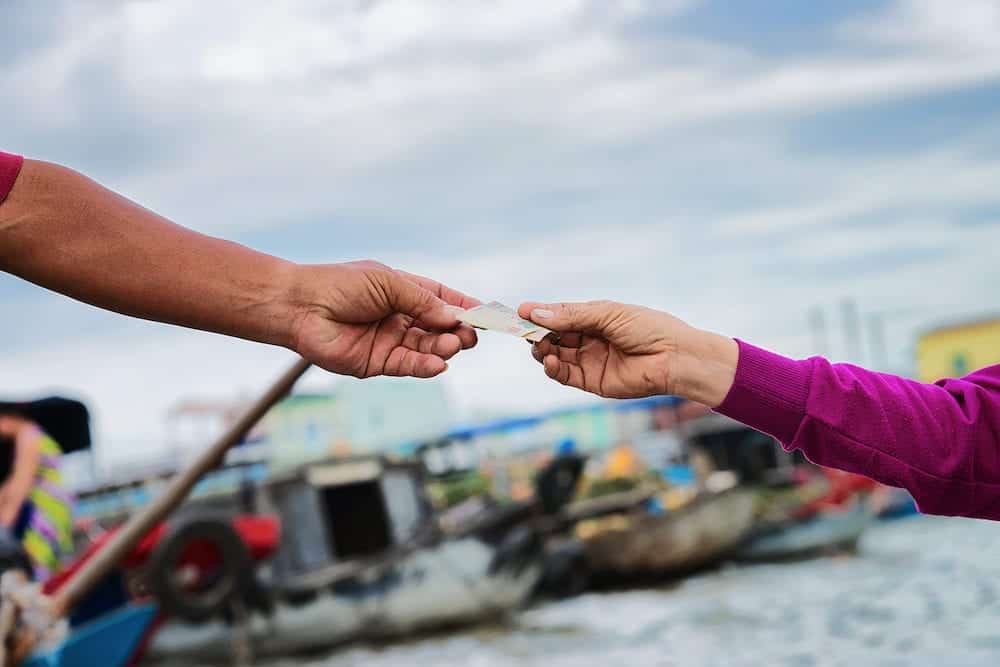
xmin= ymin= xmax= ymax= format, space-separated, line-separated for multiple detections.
xmin=452 ymin=301 xmax=554 ymax=342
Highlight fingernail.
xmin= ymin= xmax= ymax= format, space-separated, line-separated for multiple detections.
xmin=532 ymin=308 xmax=555 ymax=319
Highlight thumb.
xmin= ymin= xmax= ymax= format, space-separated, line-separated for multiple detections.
xmin=518 ymin=300 xmax=616 ymax=333
xmin=385 ymin=271 xmax=458 ymax=330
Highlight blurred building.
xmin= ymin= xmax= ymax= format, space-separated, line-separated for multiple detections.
xmin=419 ymin=396 xmax=686 ymax=478
xmin=162 ymin=377 xmax=452 ymax=470
xmin=240 ymin=377 xmax=453 ymax=471
xmin=916 ymin=316 xmax=1000 ymax=382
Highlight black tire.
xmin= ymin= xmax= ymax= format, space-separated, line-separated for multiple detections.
xmin=146 ymin=516 xmax=254 ymax=623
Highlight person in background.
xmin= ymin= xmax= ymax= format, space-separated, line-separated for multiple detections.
xmin=0 ymin=151 xmax=478 ymax=380
xmin=0 ymin=413 xmax=74 ymax=580
xmin=517 ymin=300 xmax=1000 ymax=521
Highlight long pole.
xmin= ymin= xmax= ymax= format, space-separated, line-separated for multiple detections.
xmin=50 ymin=357 xmax=312 ymax=618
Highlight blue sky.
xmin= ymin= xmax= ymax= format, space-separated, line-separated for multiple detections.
xmin=2 ymin=0 xmax=999 ymax=469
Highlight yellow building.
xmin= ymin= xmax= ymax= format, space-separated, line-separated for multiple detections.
xmin=916 ymin=316 xmax=1000 ymax=382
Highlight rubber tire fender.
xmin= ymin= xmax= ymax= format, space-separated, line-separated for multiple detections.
xmin=146 ymin=516 xmax=254 ymax=623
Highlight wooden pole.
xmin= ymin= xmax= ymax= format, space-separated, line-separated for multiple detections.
xmin=49 ymin=357 xmax=312 ymax=619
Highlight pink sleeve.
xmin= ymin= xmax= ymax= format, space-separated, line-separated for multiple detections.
xmin=0 ymin=152 xmax=24 ymax=205
xmin=715 ymin=339 xmax=1000 ymax=520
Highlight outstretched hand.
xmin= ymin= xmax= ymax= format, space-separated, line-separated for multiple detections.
xmin=517 ymin=300 xmax=738 ymax=405
xmin=291 ymin=261 xmax=480 ymax=378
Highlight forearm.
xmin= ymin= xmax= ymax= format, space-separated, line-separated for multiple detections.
xmin=0 ymin=430 xmax=42 ymax=526
xmin=0 ymin=159 xmax=303 ymax=348
xmin=7 ymin=435 xmax=41 ymax=504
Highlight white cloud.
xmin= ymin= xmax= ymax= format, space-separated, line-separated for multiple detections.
xmin=845 ymin=0 xmax=1000 ymax=55
xmin=3 ymin=0 xmax=1000 ymax=470
xmin=9 ymin=0 xmax=1000 ymax=237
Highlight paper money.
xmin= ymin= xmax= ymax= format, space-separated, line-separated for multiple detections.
xmin=453 ymin=301 xmax=554 ymax=342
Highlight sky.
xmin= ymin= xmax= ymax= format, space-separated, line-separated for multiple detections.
xmin=2 ymin=0 xmax=1000 ymax=470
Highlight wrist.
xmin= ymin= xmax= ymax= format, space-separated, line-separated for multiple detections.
xmin=282 ymin=263 xmax=343 ymax=357
xmin=671 ymin=327 xmax=739 ymax=407
xmin=267 ymin=261 xmax=316 ymax=351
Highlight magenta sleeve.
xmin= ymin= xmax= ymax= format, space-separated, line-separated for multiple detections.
xmin=0 ymin=152 xmax=24 ymax=205
xmin=716 ymin=339 xmax=1000 ymax=520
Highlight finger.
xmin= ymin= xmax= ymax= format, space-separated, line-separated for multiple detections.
xmin=553 ymin=333 xmax=584 ymax=348
xmin=413 ymin=318 xmax=478 ymax=349
xmin=543 ymin=354 xmax=586 ymax=389
xmin=399 ymin=270 xmax=482 ymax=309
xmin=533 ymin=334 xmax=583 ymax=360
xmin=533 ymin=340 xmax=580 ymax=365
xmin=518 ymin=301 xmax=619 ymax=334
xmin=401 ymin=327 xmax=463 ymax=360
xmin=384 ymin=272 xmax=458 ymax=331
xmin=454 ymin=324 xmax=478 ymax=349
xmin=383 ymin=347 xmax=448 ymax=378
xmin=531 ymin=343 xmax=545 ymax=364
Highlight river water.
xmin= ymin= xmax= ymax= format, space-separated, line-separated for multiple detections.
xmin=251 ymin=515 xmax=1000 ymax=667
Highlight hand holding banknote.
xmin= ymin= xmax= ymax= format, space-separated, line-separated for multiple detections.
xmin=453 ymin=301 xmax=554 ymax=342
xmin=516 ymin=300 xmax=738 ymax=406
xmin=292 ymin=262 xmax=479 ymax=379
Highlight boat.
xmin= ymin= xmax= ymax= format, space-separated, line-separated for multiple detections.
xmin=736 ymin=501 xmax=871 ymax=563
xmin=21 ymin=604 xmax=157 ymax=667
xmin=146 ymin=454 xmax=579 ymax=663
xmin=874 ymin=487 xmax=919 ymax=520
xmin=575 ymin=479 xmax=758 ymax=585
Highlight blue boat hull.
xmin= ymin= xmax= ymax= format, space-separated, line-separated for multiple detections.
xmin=24 ymin=604 xmax=157 ymax=667
xmin=738 ymin=503 xmax=871 ymax=563
xmin=876 ymin=489 xmax=919 ymax=521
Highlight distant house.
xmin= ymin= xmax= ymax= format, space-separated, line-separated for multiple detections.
xmin=916 ymin=315 xmax=1000 ymax=382
xmin=262 ymin=377 xmax=454 ymax=471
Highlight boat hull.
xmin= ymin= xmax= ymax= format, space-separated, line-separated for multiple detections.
xmin=737 ymin=502 xmax=871 ymax=563
xmin=581 ymin=488 xmax=758 ymax=581
xmin=149 ymin=535 xmax=540 ymax=663
xmin=24 ymin=604 xmax=157 ymax=667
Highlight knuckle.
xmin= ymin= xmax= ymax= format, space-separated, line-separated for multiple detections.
xmin=355 ymin=259 xmax=389 ymax=271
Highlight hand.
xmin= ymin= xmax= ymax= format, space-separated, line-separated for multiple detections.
xmin=517 ymin=300 xmax=738 ymax=406
xmin=290 ymin=261 xmax=480 ymax=378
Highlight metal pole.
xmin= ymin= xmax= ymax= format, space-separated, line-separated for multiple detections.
xmin=840 ymin=298 xmax=864 ymax=365
xmin=867 ymin=313 xmax=888 ymax=372
xmin=807 ymin=306 xmax=829 ymax=357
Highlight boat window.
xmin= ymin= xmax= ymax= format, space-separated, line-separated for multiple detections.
xmin=273 ymin=484 xmax=333 ymax=574
xmin=381 ymin=470 xmax=426 ymax=544
xmin=321 ymin=480 xmax=392 ymax=559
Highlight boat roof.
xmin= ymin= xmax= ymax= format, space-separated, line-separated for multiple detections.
xmin=679 ymin=413 xmax=750 ymax=438
xmin=267 ymin=454 xmax=422 ymax=487
xmin=445 ymin=395 xmax=683 ymax=441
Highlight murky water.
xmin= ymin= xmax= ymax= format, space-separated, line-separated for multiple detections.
xmin=253 ymin=516 xmax=1000 ymax=667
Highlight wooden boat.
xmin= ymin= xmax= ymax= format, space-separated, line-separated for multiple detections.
xmin=577 ymin=482 xmax=758 ymax=583
xmin=736 ymin=501 xmax=871 ymax=563
xmin=146 ymin=455 xmax=578 ymax=663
